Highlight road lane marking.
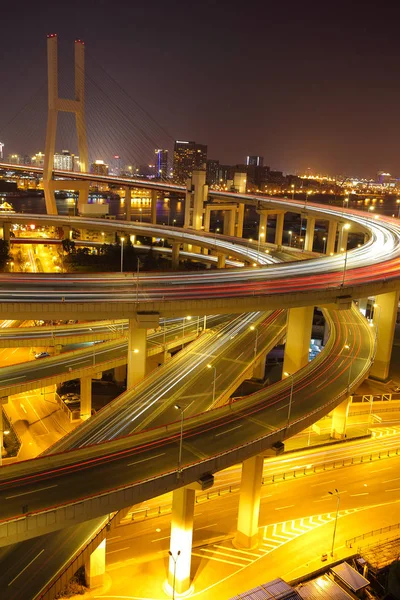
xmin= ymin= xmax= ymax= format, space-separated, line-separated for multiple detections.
xmin=20 ymin=403 xmax=27 ymax=414
xmin=196 ymin=523 xmax=218 ymax=530
xmin=350 ymin=493 xmax=369 ymax=497
xmin=385 ymin=488 xmax=400 ymax=492
xmin=151 ymin=535 xmax=170 ymax=542
xmin=127 ymin=452 xmax=165 ymax=467
xmin=107 ymin=536 xmax=121 ymax=541
xmin=106 ymin=547 xmax=130 ymax=554
xmin=215 ymin=425 xmax=242 ymax=437
xmin=370 ymin=467 xmax=392 ymax=473
xmin=382 ymin=477 xmax=400 ymax=483
xmin=8 ymin=549 xmax=45 ymax=586
xmin=310 ymin=480 xmax=336 ymax=487
xmin=6 ymin=484 xmax=58 ymax=500
xmin=0 ymin=375 xmax=25 ymax=383
xmin=275 ymin=505 xmax=294 ymax=511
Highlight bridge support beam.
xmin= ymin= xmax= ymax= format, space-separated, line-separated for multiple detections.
xmin=80 ymin=376 xmax=92 ymax=420
xmin=125 ymin=187 xmax=131 ymax=221
xmin=217 ymin=253 xmax=226 ymax=269
xmin=274 ymin=212 xmax=285 ymax=246
xmin=304 ymin=216 xmax=315 ymax=252
xmin=151 ymin=189 xmax=157 ymax=224
xmin=184 ymin=170 xmax=207 ymax=230
xmin=331 ymin=397 xmax=351 ymax=439
xmin=337 ymin=224 xmax=349 ymax=252
xmin=234 ymin=454 xmax=263 ymax=549
xmin=85 ymin=538 xmax=106 ymax=589
xmin=283 ymin=306 xmax=314 ymax=375
xmin=114 ymin=365 xmax=126 ymax=385
xmin=370 ymin=291 xmax=399 ymax=381
xmin=126 ymin=315 xmax=159 ymax=389
xmin=223 ymin=208 xmax=235 ymax=236
xmin=259 ymin=212 xmax=268 ymax=237
xmin=253 ymin=351 xmax=267 ymax=380
xmin=326 ymin=220 xmax=337 ymax=254
xmin=168 ymin=486 xmax=195 ymax=595
xmin=1 ymin=223 xmax=10 ymax=242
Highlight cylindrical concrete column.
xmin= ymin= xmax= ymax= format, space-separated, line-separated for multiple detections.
xmin=171 ymin=242 xmax=180 ymax=269
xmin=203 ymin=206 xmax=211 ymax=233
xmin=274 ymin=212 xmax=285 ymax=246
xmin=125 ymin=187 xmax=131 ymax=221
xmin=370 ymin=291 xmax=399 ymax=380
xmin=168 ymin=487 xmax=195 ymax=595
xmin=236 ymin=203 xmax=245 ymax=238
xmin=80 ymin=375 xmax=92 ymax=420
xmin=234 ymin=454 xmax=264 ymax=549
xmin=127 ymin=319 xmax=147 ymax=389
xmin=151 ymin=189 xmax=157 ymax=224
xmin=223 ymin=209 xmax=235 ymax=236
xmin=1 ymin=223 xmax=10 ymax=242
xmin=331 ymin=397 xmax=351 ymax=439
xmin=304 ymin=216 xmax=315 ymax=252
xmin=217 ymin=253 xmax=226 ymax=269
xmin=337 ymin=224 xmax=349 ymax=252
xmin=326 ymin=220 xmax=337 ymax=255
xmin=114 ymin=364 xmax=127 ymax=385
xmin=85 ymin=539 xmax=106 ymax=588
xmin=259 ymin=212 xmax=268 ymax=236
xmin=283 ymin=306 xmax=314 ymax=374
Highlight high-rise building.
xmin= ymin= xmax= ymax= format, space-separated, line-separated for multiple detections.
xmin=31 ymin=152 xmax=45 ymax=167
xmin=246 ymin=155 xmax=264 ymax=167
xmin=91 ymin=160 xmax=109 ymax=176
xmin=206 ymin=159 xmax=220 ymax=185
xmin=111 ymin=155 xmax=122 ymax=176
xmin=0 ymin=142 xmax=4 ymax=160
xmin=173 ymin=140 xmax=207 ymax=183
xmin=54 ymin=150 xmax=74 ymax=171
xmin=155 ymin=149 xmax=168 ymax=178
xmin=8 ymin=154 xmax=22 ymax=165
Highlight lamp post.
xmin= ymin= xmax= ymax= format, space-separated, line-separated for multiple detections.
xmin=340 ymin=224 xmax=350 ymax=287
xmin=120 ymin=236 xmax=125 ymax=273
xmin=257 ymin=231 xmax=264 ymax=254
xmin=250 ymin=325 xmax=259 ymax=359
xmin=174 ymin=404 xmax=186 ymax=478
xmin=139 ymin=207 xmax=142 ymax=223
xmin=370 ymin=302 xmax=381 ymax=359
xmin=328 ymin=488 xmax=341 ymax=557
xmin=322 ymin=236 xmax=327 ymax=254
xmin=0 ymin=427 xmax=10 ymax=466
xmin=207 ymin=363 xmax=217 ymax=403
xmin=396 ymin=199 xmax=400 ymax=218
xmin=291 ymin=184 xmax=295 ymax=200
xmin=168 ymin=550 xmax=181 ymax=600
xmin=283 ymin=371 xmax=294 ymax=428
xmin=288 ymin=230 xmax=292 ymax=247
xmin=182 ymin=316 xmax=191 ymax=348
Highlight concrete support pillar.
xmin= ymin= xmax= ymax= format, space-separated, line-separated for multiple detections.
xmin=259 ymin=212 xmax=268 ymax=236
xmin=114 ymin=364 xmax=127 ymax=385
xmin=125 ymin=187 xmax=131 ymax=221
xmin=326 ymin=220 xmax=337 ymax=255
xmin=203 ymin=205 xmax=211 ymax=233
xmin=358 ymin=297 xmax=369 ymax=316
xmin=234 ymin=454 xmax=264 ymax=549
xmin=80 ymin=376 xmax=92 ymax=420
xmin=184 ymin=170 xmax=207 ymax=230
xmin=2 ymin=223 xmax=10 ymax=242
xmin=62 ymin=226 xmax=71 ymax=240
xmin=127 ymin=319 xmax=147 ymax=389
xmin=331 ymin=397 xmax=351 ymax=439
xmin=304 ymin=216 xmax=315 ymax=252
xmin=171 ymin=242 xmax=180 ymax=269
xmin=337 ymin=225 xmax=349 ymax=252
xmin=217 ymin=254 xmax=226 ymax=269
xmin=85 ymin=539 xmax=106 ymax=589
xmin=370 ymin=291 xmax=399 ymax=381
xmin=223 ymin=209 xmax=235 ymax=236
xmin=253 ymin=351 xmax=267 ymax=380
xmin=168 ymin=487 xmax=195 ymax=595
xmin=274 ymin=212 xmax=285 ymax=246
xmin=236 ymin=203 xmax=245 ymax=238
xmin=283 ymin=306 xmax=314 ymax=374
xmin=151 ymin=189 xmax=157 ymax=224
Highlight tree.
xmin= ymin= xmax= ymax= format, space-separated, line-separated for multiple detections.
xmin=62 ymin=238 xmax=75 ymax=254
xmin=0 ymin=240 xmax=11 ymax=270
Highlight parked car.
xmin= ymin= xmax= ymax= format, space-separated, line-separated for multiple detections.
xmin=35 ymin=352 xmax=50 ymax=359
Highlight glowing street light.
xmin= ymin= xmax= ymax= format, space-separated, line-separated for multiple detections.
xmin=328 ymin=488 xmax=341 ymax=557
xmin=250 ymin=325 xmax=259 ymax=359
xmin=322 ymin=236 xmax=327 ymax=254
xmin=288 ymin=230 xmax=293 ymax=247
xmin=340 ymin=224 xmax=350 ymax=287
xmin=174 ymin=405 xmax=186 ymax=478
xmin=182 ymin=316 xmax=191 ymax=347
xmin=168 ymin=549 xmax=181 ymax=600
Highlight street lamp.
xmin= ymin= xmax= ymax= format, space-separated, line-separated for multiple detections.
xmin=288 ymin=230 xmax=292 ymax=247
xmin=174 ymin=405 xmax=186 ymax=478
xmin=250 ymin=325 xmax=259 ymax=359
xmin=283 ymin=371 xmax=294 ymax=428
xmin=207 ymin=363 xmax=217 ymax=403
xmin=322 ymin=236 xmax=327 ymax=254
xmin=328 ymin=488 xmax=341 ymax=557
xmin=340 ymin=224 xmax=350 ymax=287
xmin=370 ymin=302 xmax=381 ymax=359
xmin=257 ymin=231 xmax=264 ymax=254
xmin=291 ymin=184 xmax=295 ymax=200
xmin=120 ymin=236 xmax=125 ymax=273
xmin=139 ymin=207 xmax=143 ymax=222
xmin=396 ymin=199 xmax=400 ymax=218
xmin=182 ymin=316 xmax=191 ymax=347
xmin=0 ymin=427 xmax=10 ymax=466
xmin=168 ymin=549 xmax=181 ymax=600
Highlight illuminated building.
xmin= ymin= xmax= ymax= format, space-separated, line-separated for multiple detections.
xmin=8 ymin=154 xmax=23 ymax=165
xmin=54 ymin=150 xmax=74 ymax=171
xmin=31 ymin=152 xmax=45 ymax=167
xmin=0 ymin=142 xmax=4 ymax=160
xmin=246 ymin=155 xmax=264 ymax=167
xmin=91 ymin=160 xmax=109 ymax=176
xmin=111 ymin=155 xmax=122 ymax=176
xmin=155 ymin=149 xmax=168 ymax=178
xmin=206 ymin=159 xmax=220 ymax=185
xmin=173 ymin=140 xmax=207 ymax=183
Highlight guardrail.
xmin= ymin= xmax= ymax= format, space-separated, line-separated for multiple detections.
xmin=346 ymin=522 xmax=400 ymax=548
xmin=123 ymin=443 xmax=400 ymax=523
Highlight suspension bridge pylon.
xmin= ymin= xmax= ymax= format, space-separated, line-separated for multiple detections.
xmin=43 ymin=34 xmax=89 ymax=215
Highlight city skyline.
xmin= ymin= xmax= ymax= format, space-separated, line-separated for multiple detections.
xmin=2 ymin=1 xmax=400 ymax=178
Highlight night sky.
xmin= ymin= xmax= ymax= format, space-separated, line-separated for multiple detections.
xmin=2 ymin=0 xmax=400 ymax=178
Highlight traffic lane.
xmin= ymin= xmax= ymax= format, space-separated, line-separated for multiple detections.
xmin=0 ymin=516 xmax=107 ymax=600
